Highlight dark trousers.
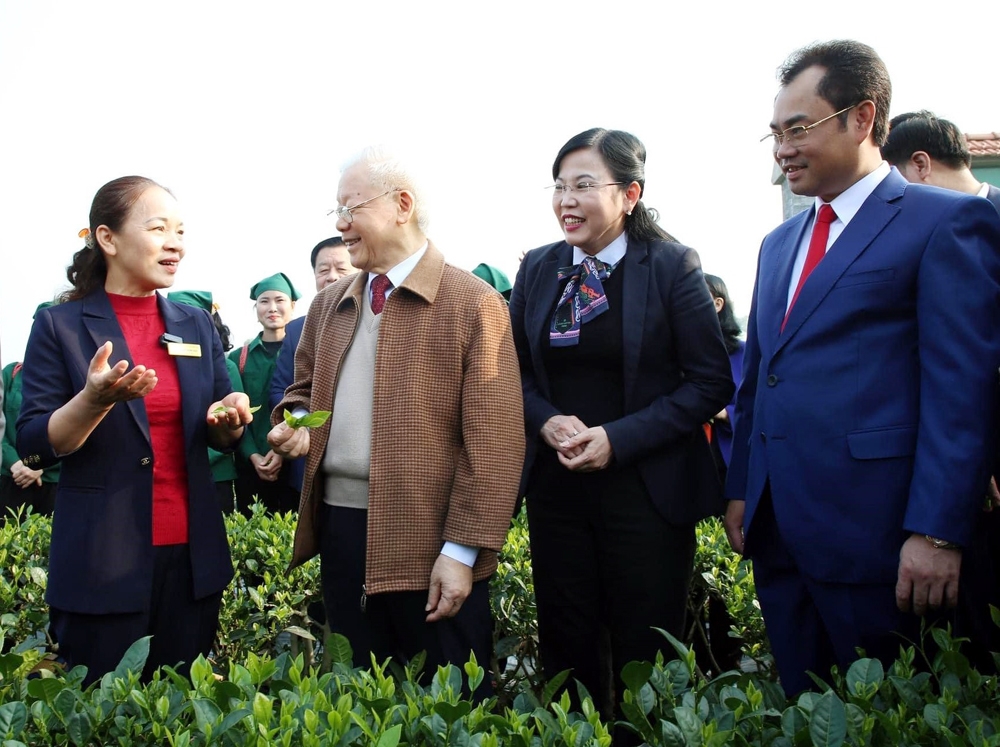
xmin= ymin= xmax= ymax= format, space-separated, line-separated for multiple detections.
xmin=526 ymin=468 xmax=696 ymax=716
xmin=50 ymin=544 xmax=222 ymax=687
xmin=953 ymin=508 xmax=1000 ymax=673
xmin=319 ymin=504 xmax=493 ymax=699
xmin=215 ymin=480 xmax=236 ymax=514
xmin=235 ymin=463 xmax=298 ymax=515
xmin=0 ymin=475 xmax=56 ymax=518
xmin=749 ymin=492 xmax=919 ymax=696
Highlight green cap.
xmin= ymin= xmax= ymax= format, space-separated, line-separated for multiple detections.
xmin=168 ymin=290 xmax=214 ymax=312
xmin=33 ymin=301 xmax=56 ymax=320
xmin=472 ymin=263 xmax=512 ymax=299
xmin=250 ymin=272 xmax=300 ymax=301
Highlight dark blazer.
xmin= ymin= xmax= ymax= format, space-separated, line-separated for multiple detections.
xmin=270 ymin=315 xmax=305 ymax=491
xmin=17 ymin=289 xmax=235 ymax=614
xmin=727 ymin=169 xmax=1000 ymax=584
xmin=510 ymin=236 xmax=734 ymax=525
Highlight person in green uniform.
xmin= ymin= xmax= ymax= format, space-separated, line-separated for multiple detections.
xmin=1 ymin=302 xmax=60 ymax=518
xmin=471 ymin=263 xmax=513 ymax=303
xmin=230 ymin=273 xmax=299 ymax=514
xmin=168 ymin=291 xmax=244 ymax=512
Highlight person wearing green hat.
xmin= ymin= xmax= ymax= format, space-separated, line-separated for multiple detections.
xmin=168 ymin=291 xmax=244 ymax=512
xmin=230 ymin=273 xmax=299 ymax=514
xmin=471 ymin=263 xmax=512 ymax=303
xmin=1 ymin=302 xmax=61 ymax=518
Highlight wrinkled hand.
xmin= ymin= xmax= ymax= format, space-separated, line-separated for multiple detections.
xmin=425 ymin=554 xmax=473 ymax=622
xmin=724 ymin=500 xmax=745 ymax=554
xmin=557 ymin=426 xmax=614 ymax=472
xmin=541 ymin=414 xmax=588 ymax=459
xmin=206 ymin=392 xmax=252 ymax=431
xmin=85 ymin=341 xmax=157 ymax=407
xmin=11 ymin=461 xmax=42 ymax=488
xmin=250 ymin=450 xmax=283 ymax=481
xmin=268 ymin=421 xmax=310 ymax=459
xmin=896 ymin=533 xmax=961 ymax=615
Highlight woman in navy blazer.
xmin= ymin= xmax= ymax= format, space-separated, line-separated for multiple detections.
xmin=509 ymin=129 xmax=733 ymax=716
xmin=17 ymin=176 xmax=251 ymax=684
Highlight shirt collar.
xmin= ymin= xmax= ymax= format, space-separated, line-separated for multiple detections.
xmin=817 ymin=161 xmax=891 ymax=227
xmin=978 ymin=182 xmax=991 ymax=199
xmin=572 ymin=230 xmax=628 ymax=266
xmin=365 ymin=241 xmax=428 ymax=296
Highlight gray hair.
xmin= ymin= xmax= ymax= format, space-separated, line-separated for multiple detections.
xmin=341 ymin=145 xmax=430 ymax=232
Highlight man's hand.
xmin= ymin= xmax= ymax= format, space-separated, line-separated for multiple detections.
xmin=11 ymin=460 xmax=43 ymax=488
xmin=557 ymin=426 xmax=614 ymax=472
xmin=724 ymin=500 xmax=746 ymax=554
xmin=268 ymin=421 xmax=310 ymax=458
xmin=896 ymin=533 xmax=961 ymax=615
xmin=250 ymin=450 xmax=283 ymax=481
xmin=425 ymin=554 xmax=473 ymax=622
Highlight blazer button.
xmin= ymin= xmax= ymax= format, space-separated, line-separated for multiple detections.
xmin=760 ymin=431 xmax=767 ymax=442
xmin=140 ymin=457 xmax=152 ymax=467
xmin=766 ymin=374 xmax=778 ymax=387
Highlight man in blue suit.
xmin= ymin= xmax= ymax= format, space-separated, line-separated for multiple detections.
xmin=724 ymin=40 xmax=1000 ymax=695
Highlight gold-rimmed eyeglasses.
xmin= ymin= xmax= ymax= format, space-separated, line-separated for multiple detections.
xmin=760 ymin=104 xmax=859 ymax=148
xmin=327 ymin=189 xmax=398 ymax=224
xmin=547 ymin=181 xmax=623 ymax=196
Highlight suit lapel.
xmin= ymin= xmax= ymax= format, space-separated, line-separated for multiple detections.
xmin=160 ymin=295 xmax=202 ymax=454
xmin=776 ymin=172 xmax=905 ymax=355
xmin=526 ymin=243 xmax=571 ymax=399
xmin=81 ymin=290 xmax=151 ymax=447
xmin=761 ymin=213 xmax=810 ymax=357
xmin=620 ymin=238 xmax=649 ymax=408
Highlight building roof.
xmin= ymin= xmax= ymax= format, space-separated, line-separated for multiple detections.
xmin=967 ymin=133 xmax=1000 ymax=158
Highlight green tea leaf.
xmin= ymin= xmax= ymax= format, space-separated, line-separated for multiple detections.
xmin=283 ymin=410 xmax=332 ymax=429
xmin=248 ymin=405 xmax=261 ymax=413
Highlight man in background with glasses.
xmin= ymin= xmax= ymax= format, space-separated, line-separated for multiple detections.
xmin=724 ymin=40 xmax=1000 ymax=694
xmin=267 ymin=146 xmax=523 ymax=697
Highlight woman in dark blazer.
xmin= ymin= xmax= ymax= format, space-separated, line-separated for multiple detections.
xmin=704 ymin=273 xmax=746 ymax=470
xmin=510 ymin=129 xmax=733 ymax=715
xmin=17 ymin=176 xmax=252 ymax=685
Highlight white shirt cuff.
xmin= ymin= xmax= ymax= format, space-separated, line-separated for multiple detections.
xmin=441 ymin=541 xmax=479 ymax=567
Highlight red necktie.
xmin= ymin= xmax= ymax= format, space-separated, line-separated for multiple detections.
xmin=371 ymin=274 xmax=391 ymax=315
xmin=782 ymin=203 xmax=836 ymax=331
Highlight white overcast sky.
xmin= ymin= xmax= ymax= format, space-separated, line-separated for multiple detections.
xmin=2 ymin=0 xmax=997 ymax=363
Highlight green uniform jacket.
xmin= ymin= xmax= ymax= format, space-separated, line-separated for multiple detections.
xmin=227 ymin=334 xmax=280 ymax=465
xmin=2 ymin=362 xmax=60 ymax=482
xmin=208 ymin=357 xmax=244 ymax=482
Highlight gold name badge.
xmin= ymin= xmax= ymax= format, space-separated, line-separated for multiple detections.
xmin=166 ymin=342 xmax=202 ymax=357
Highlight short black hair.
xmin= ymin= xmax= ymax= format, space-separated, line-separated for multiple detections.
xmin=779 ymin=40 xmax=892 ymax=146
xmin=310 ymin=236 xmax=345 ymax=269
xmin=881 ymin=110 xmax=972 ymax=169
xmin=704 ymin=274 xmax=742 ymax=354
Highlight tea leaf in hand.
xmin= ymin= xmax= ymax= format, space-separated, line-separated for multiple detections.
xmin=283 ymin=410 xmax=332 ymax=429
xmin=248 ymin=405 xmax=261 ymax=414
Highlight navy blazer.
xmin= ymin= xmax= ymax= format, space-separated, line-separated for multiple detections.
xmin=727 ymin=169 xmax=1000 ymax=584
xmin=269 ymin=315 xmax=305 ymax=491
xmin=510 ymin=236 xmax=734 ymax=525
xmin=17 ymin=289 xmax=235 ymax=614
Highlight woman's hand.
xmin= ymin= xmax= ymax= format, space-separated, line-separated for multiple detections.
xmin=206 ymin=392 xmax=252 ymax=431
xmin=541 ymin=414 xmax=588 ymax=459
xmin=250 ymin=450 xmax=283 ymax=481
xmin=11 ymin=460 xmax=43 ymax=488
xmin=557 ymin=426 xmax=614 ymax=472
xmin=267 ymin=421 xmax=310 ymax=459
xmin=84 ymin=341 xmax=157 ymax=408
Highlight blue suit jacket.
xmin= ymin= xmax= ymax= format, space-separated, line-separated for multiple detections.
xmin=270 ymin=315 xmax=305 ymax=491
xmin=727 ymin=169 xmax=1000 ymax=584
xmin=17 ymin=289 xmax=235 ymax=614
xmin=511 ymin=237 xmax=734 ymax=525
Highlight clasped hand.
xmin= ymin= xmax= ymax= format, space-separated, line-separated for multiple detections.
xmin=541 ymin=415 xmax=614 ymax=472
